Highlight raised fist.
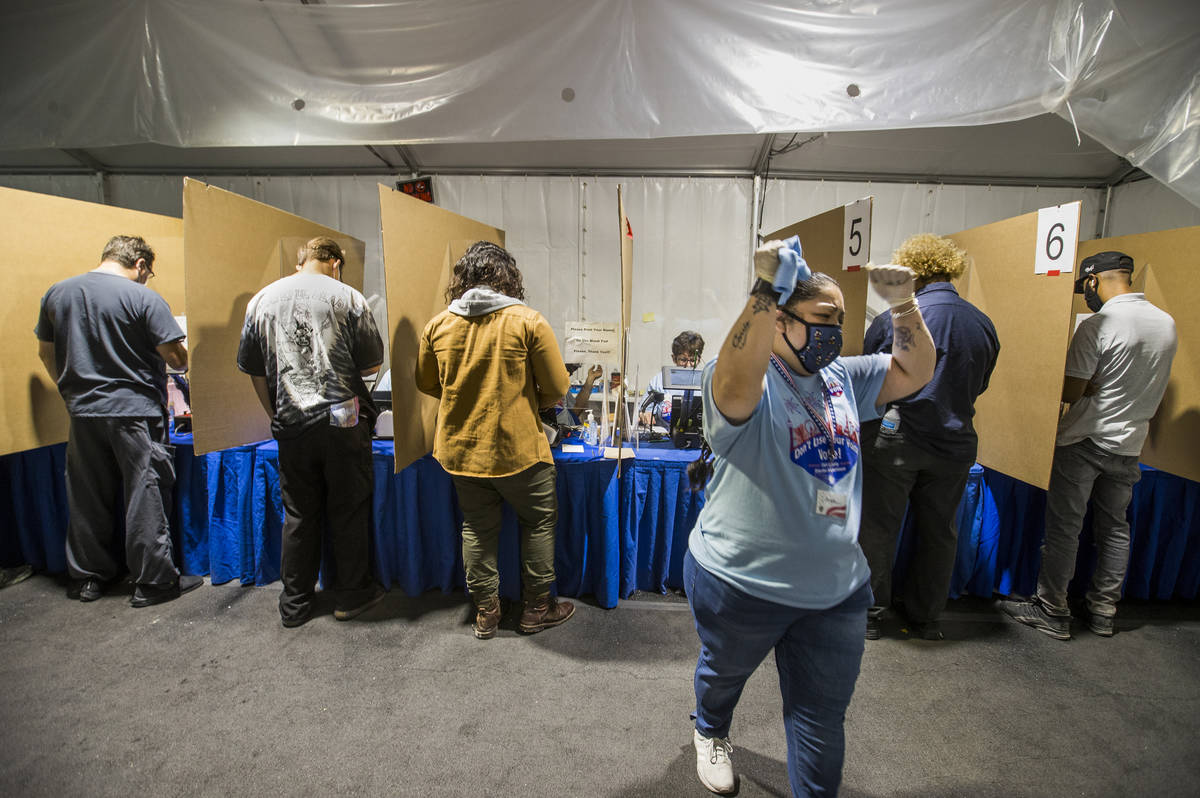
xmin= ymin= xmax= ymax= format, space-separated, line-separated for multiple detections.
xmin=867 ymin=263 xmax=916 ymax=307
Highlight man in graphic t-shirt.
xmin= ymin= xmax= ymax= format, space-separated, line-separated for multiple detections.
xmin=35 ymin=234 xmax=201 ymax=607
xmin=238 ymin=236 xmax=386 ymax=628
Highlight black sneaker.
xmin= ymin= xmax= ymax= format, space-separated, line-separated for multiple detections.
xmin=0 ymin=565 xmax=33 ymax=590
xmin=130 ymin=574 xmax=204 ymax=608
xmin=906 ymin=620 xmax=945 ymax=641
xmin=333 ymin=584 xmax=387 ymax=621
xmin=1086 ymin=611 xmax=1115 ymax=637
xmin=281 ymin=607 xmax=313 ymax=628
xmin=998 ymin=598 xmax=1070 ymax=640
xmin=67 ymin=578 xmax=107 ymax=602
xmin=865 ymin=613 xmax=881 ymax=640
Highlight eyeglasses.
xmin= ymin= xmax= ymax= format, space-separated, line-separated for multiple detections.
xmin=138 ymin=260 xmax=155 ymax=280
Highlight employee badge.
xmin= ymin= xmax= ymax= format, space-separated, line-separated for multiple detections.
xmin=815 ymin=489 xmax=848 ymax=519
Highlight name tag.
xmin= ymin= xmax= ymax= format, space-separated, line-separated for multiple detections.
xmin=815 ymin=489 xmax=848 ymax=519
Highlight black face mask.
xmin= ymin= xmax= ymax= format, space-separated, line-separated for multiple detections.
xmin=780 ymin=309 xmax=843 ymax=373
xmin=1083 ymin=277 xmax=1103 ymax=312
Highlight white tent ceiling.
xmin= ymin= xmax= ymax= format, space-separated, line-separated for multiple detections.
xmin=0 ymin=0 xmax=1195 ymax=201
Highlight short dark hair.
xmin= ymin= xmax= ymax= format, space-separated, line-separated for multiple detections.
xmin=782 ymin=271 xmax=840 ymax=310
xmin=446 ymin=241 xmax=525 ymax=302
xmin=303 ymin=236 xmax=344 ymax=265
xmin=671 ymin=330 xmax=705 ymax=361
xmin=101 ymin=235 xmax=154 ymax=269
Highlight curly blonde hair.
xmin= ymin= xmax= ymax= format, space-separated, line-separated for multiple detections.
xmin=893 ymin=233 xmax=967 ymax=281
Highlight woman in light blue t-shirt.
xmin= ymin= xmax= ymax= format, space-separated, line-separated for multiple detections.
xmin=685 ymin=240 xmax=935 ymax=797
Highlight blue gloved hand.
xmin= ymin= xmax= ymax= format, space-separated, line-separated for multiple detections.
xmin=754 ymin=237 xmax=812 ymax=304
xmin=774 ymin=236 xmax=812 ymax=305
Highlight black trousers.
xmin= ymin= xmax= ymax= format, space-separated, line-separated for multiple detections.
xmin=858 ymin=420 xmax=973 ymax=624
xmin=276 ymin=418 xmax=375 ymax=618
xmin=65 ymin=415 xmax=179 ymax=588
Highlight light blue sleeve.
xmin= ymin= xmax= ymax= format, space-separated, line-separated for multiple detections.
xmin=700 ymin=358 xmax=764 ymax=456
xmin=839 ymin=353 xmax=892 ymax=422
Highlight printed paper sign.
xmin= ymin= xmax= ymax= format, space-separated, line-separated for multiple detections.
xmin=564 ymin=321 xmax=620 ymax=362
xmin=1035 ymin=202 xmax=1080 ymax=276
xmin=842 ymin=197 xmax=871 ymax=271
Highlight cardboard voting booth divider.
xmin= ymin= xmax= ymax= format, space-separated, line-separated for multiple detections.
xmin=949 ymin=206 xmax=1081 ymax=490
xmin=1 ymin=185 xmax=183 ymax=457
xmin=378 ymin=184 xmax=505 ymax=473
xmin=183 ymin=179 xmax=366 ymax=455
xmin=1077 ymin=227 xmax=1200 ymax=483
xmin=766 ymin=199 xmax=873 ymax=356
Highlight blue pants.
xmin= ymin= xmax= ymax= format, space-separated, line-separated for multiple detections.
xmin=685 ymin=551 xmax=871 ymax=797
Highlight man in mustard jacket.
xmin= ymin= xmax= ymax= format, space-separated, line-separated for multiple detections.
xmin=417 ymin=241 xmax=573 ymax=639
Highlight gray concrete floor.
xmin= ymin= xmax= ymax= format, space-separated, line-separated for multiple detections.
xmin=1 ymin=575 xmax=1198 ymax=797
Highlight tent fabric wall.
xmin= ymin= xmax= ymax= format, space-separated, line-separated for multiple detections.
xmin=1109 ymin=180 xmax=1200 ymax=237
xmin=0 ymin=172 xmax=1180 ymax=385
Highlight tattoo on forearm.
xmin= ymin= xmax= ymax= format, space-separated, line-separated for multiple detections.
xmin=731 ymin=320 xmax=750 ymax=349
xmin=894 ymin=325 xmax=915 ymax=352
xmin=751 ymin=293 xmax=774 ymax=314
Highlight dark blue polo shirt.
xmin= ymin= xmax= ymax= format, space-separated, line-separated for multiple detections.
xmin=863 ymin=281 xmax=999 ymax=461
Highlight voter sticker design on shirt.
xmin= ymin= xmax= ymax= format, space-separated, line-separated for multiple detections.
xmin=787 ymin=388 xmax=860 ymax=486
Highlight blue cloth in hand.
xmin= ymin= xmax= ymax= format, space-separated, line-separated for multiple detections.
xmin=775 ymin=236 xmax=812 ymax=305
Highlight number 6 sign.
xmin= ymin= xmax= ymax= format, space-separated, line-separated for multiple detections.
xmin=1034 ymin=201 xmax=1080 ymax=276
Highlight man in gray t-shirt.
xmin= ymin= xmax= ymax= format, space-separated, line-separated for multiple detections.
xmin=237 ymin=236 xmax=385 ymax=628
xmin=35 ymin=235 xmax=201 ymax=607
xmin=1001 ymin=251 xmax=1177 ymax=640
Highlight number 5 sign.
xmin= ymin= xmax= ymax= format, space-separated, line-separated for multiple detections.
xmin=842 ymin=197 xmax=872 ymax=271
xmin=1034 ymin=201 xmax=1081 ymax=276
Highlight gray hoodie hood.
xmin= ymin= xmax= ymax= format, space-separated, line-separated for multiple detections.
xmin=448 ymin=286 xmax=524 ymax=317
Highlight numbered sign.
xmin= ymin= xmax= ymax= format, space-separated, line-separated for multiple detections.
xmin=842 ymin=197 xmax=872 ymax=271
xmin=1034 ymin=201 xmax=1081 ymax=276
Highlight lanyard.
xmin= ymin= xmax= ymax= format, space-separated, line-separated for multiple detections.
xmin=769 ymin=354 xmax=839 ymax=456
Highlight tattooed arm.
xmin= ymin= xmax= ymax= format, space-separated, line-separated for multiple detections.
xmin=871 ymin=264 xmax=936 ymax=405
xmin=712 ymin=282 xmax=782 ymax=425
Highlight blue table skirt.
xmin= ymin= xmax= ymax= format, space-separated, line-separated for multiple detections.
xmin=2 ymin=438 xmax=1197 ymax=607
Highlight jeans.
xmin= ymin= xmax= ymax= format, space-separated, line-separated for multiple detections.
xmin=858 ymin=421 xmax=973 ymax=624
xmin=65 ymin=415 xmax=179 ymax=588
xmin=686 ymin=551 xmax=871 ymax=797
xmin=276 ymin=418 xmax=375 ymax=619
xmin=451 ymin=461 xmax=558 ymax=601
xmin=1037 ymin=438 xmax=1142 ymax=619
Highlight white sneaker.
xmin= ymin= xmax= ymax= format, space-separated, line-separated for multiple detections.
xmin=693 ymin=728 xmax=735 ymax=794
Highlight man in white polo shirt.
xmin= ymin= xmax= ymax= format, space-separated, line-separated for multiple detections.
xmin=1000 ymin=251 xmax=1176 ymax=639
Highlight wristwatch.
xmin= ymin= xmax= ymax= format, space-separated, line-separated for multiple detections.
xmin=751 ymin=277 xmax=781 ymax=302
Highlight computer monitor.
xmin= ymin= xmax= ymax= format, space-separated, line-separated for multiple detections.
xmin=661 ymin=366 xmax=702 ymax=391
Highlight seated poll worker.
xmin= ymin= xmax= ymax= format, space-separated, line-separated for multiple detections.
xmin=416 ymin=241 xmax=573 ymax=639
xmin=35 ymin=235 xmax=201 ymax=607
xmin=238 ymin=236 xmax=386 ymax=629
xmin=640 ymin=330 xmax=705 ymax=427
xmin=1000 ymin=251 xmax=1176 ymax=640
xmin=684 ymin=239 xmax=935 ymax=796
xmin=571 ymin=363 xmax=604 ymax=412
xmin=858 ymin=234 xmax=999 ymax=641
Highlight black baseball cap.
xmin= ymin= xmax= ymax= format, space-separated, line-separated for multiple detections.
xmin=1074 ymin=250 xmax=1133 ymax=293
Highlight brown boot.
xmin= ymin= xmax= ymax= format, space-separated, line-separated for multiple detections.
xmin=518 ymin=595 xmax=575 ymax=634
xmin=473 ymin=595 xmax=501 ymax=639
